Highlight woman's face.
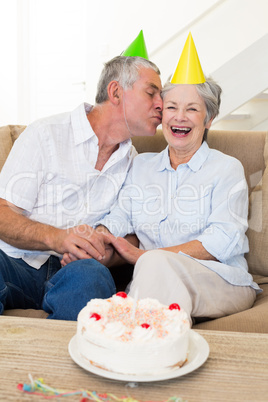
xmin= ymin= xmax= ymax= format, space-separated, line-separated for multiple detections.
xmin=162 ymin=85 xmax=212 ymax=159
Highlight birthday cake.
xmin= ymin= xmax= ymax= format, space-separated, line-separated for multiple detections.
xmin=76 ymin=292 xmax=190 ymax=375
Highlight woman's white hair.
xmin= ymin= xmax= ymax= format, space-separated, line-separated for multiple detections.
xmin=161 ymin=77 xmax=222 ymax=124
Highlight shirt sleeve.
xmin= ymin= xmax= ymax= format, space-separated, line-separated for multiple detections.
xmin=196 ymin=158 xmax=249 ymax=263
xmin=96 ymin=167 xmax=135 ymax=237
xmin=0 ymin=124 xmax=44 ymax=212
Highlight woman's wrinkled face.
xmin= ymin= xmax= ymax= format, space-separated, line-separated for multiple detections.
xmin=162 ymin=85 xmax=212 ymax=157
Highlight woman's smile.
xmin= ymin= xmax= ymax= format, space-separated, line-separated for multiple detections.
xmin=170 ymin=126 xmax=192 ymax=137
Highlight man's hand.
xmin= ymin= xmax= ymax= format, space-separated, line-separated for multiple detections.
xmin=55 ymin=224 xmax=110 ymax=262
xmin=60 ymin=229 xmax=116 ymax=266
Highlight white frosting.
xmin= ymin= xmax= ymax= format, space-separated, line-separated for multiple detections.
xmin=77 ymin=294 xmax=190 ymax=375
xmin=132 ymin=325 xmax=157 ymax=342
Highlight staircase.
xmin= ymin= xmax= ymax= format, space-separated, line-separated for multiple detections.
xmin=212 ymin=34 xmax=268 ymax=130
xmin=150 ymin=0 xmax=268 ymax=131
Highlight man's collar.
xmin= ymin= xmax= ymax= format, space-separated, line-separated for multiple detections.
xmin=71 ymin=103 xmax=96 ymax=145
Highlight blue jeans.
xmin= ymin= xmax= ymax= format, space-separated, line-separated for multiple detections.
xmin=0 ymin=250 xmax=116 ymax=320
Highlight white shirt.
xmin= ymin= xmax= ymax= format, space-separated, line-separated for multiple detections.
xmin=0 ymin=103 xmax=137 ymax=268
xmin=100 ymin=142 xmax=260 ymax=292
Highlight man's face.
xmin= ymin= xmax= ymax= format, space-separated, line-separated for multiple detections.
xmin=122 ymin=67 xmax=162 ymax=137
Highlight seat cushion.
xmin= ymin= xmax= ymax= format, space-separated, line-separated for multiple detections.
xmin=246 ymin=133 xmax=268 ymax=276
xmin=0 ymin=126 xmax=12 ymax=171
xmin=193 ymin=282 xmax=268 ymax=333
xmin=3 ymin=309 xmax=49 ymax=319
xmin=0 ymin=125 xmax=26 ymax=171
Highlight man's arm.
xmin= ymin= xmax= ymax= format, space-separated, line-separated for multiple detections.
xmin=0 ymin=198 xmax=106 ymax=261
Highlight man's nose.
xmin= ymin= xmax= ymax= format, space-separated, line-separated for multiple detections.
xmin=154 ymin=94 xmax=163 ymax=111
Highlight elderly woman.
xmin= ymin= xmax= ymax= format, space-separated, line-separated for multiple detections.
xmin=92 ymin=77 xmax=261 ymax=324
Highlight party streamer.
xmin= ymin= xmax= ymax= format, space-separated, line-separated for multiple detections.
xmin=17 ymin=375 xmax=186 ymax=402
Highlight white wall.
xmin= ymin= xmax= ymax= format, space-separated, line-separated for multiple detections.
xmin=0 ymin=0 xmax=18 ymax=124
xmin=0 ymin=0 xmax=222 ymax=125
xmin=0 ymin=0 xmax=267 ymax=126
xmin=151 ymin=0 xmax=268 ymax=82
xmin=17 ymin=0 xmax=87 ymax=124
xmin=85 ymin=0 xmax=219 ymax=102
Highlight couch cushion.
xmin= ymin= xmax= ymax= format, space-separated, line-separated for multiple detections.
xmin=246 ymin=133 xmax=268 ymax=276
xmin=0 ymin=126 xmax=12 ymax=171
xmin=207 ymin=130 xmax=266 ymax=194
xmin=3 ymin=309 xmax=49 ymax=318
xmin=10 ymin=125 xmax=26 ymax=143
xmin=193 ymin=282 xmax=268 ymax=333
xmin=0 ymin=125 xmax=26 ymax=171
xmin=132 ymin=129 xmax=168 ymax=153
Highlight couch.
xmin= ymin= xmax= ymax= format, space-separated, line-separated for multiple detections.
xmin=1 ymin=125 xmax=268 ymax=333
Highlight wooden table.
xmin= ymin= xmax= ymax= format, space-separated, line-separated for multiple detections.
xmin=0 ymin=316 xmax=267 ymax=401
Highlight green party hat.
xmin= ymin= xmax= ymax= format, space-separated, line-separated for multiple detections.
xmin=122 ymin=30 xmax=149 ymax=59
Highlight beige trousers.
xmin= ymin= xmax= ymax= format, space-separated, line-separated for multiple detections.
xmin=128 ymin=250 xmax=256 ymax=323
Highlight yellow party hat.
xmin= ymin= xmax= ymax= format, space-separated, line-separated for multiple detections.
xmin=171 ymin=32 xmax=206 ymax=84
xmin=122 ymin=30 xmax=149 ymax=60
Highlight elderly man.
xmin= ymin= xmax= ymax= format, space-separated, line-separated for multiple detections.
xmin=0 ymin=55 xmax=162 ymax=320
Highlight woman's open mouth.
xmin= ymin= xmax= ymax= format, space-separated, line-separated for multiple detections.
xmin=171 ymin=126 xmax=191 ymax=136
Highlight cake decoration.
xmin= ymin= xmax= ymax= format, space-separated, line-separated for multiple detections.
xmin=116 ymin=291 xmax=128 ymax=298
xmin=90 ymin=313 xmax=101 ymax=321
xmin=169 ymin=303 xmax=181 ymax=311
xmin=76 ymin=294 xmax=190 ymax=375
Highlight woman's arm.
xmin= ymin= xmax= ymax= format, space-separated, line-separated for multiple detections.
xmin=162 ymin=240 xmax=217 ymax=260
xmin=109 ymin=236 xmax=217 ymax=266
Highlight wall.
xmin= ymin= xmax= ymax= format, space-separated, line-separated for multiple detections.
xmin=0 ymin=0 xmax=18 ymax=124
xmin=0 ymin=0 xmax=267 ymax=127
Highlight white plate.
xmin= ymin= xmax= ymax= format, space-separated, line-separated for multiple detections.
xmin=68 ymin=330 xmax=209 ymax=382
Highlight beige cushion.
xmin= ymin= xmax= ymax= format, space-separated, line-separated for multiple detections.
xmin=0 ymin=125 xmax=26 ymax=171
xmin=3 ymin=308 xmax=48 ymax=318
xmin=193 ymin=283 xmax=268 ymax=333
xmin=207 ymin=130 xmax=266 ymax=195
xmin=10 ymin=125 xmax=26 ymax=143
xmin=0 ymin=126 xmax=12 ymax=171
xmin=132 ymin=129 xmax=167 ymax=153
xmin=246 ymin=133 xmax=268 ymax=276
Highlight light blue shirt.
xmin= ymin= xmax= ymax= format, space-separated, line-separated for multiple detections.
xmin=100 ymin=142 xmax=260 ymax=292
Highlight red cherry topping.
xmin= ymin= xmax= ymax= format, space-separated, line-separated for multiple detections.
xmin=116 ymin=291 xmax=127 ymax=298
xmin=141 ymin=323 xmax=150 ymax=329
xmin=90 ymin=313 xmax=101 ymax=321
xmin=169 ymin=303 xmax=181 ymax=311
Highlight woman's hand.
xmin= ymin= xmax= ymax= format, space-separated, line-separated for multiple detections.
xmin=109 ymin=236 xmax=146 ymax=265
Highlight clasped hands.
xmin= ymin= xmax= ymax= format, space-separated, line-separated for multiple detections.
xmin=60 ymin=225 xmax=144 ymax=267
